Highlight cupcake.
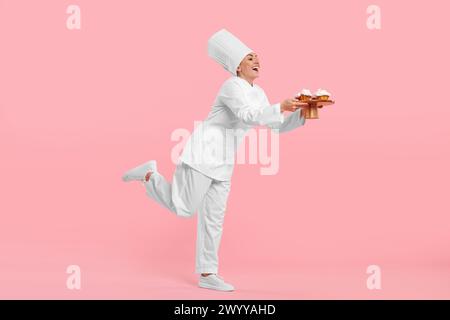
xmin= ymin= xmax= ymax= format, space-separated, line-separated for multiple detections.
xmin=297 ymin=89 xmax=312 ymax=102
xmin=315 ymin=88 xmax=331 ymax=101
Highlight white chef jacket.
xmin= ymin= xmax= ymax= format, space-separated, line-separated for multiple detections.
xmin=179 ymin=75 xmax=305 ymax=181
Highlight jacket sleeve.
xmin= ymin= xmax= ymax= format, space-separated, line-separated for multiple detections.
xmin=267 ymin=109 xmax=306 ymax=133
xmin=218 ymin=81 xmax=284 ymax=126
xmin=264 ymin=94 xmax=306 ymax=133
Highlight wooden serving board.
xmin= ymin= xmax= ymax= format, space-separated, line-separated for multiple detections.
xmin=304 ymin=99 xmax=335 ymax=107
xmin=301 ymin=100 xmax=335 ymax=119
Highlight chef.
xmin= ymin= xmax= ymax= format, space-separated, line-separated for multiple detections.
xmin=122 ymin=28 xmax=308 ymax=292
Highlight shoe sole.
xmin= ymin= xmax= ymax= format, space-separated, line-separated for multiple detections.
xmin=122 ymin=161 xmax=156 ymax=182
xmin=198 ymin=282 xmax=234 ymax=292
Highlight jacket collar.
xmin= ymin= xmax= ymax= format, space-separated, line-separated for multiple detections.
xmin=234 ymin=75 xmax=254 ymax=88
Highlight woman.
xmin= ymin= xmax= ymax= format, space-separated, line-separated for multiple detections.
xmin=122 ymin=29 xmax=308 ymax=291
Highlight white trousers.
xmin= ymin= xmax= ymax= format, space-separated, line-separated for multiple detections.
xmin=143 ymin=162 xmax=231 ymax=274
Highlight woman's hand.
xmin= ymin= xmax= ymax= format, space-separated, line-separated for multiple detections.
xmin=281 ymin=98 xmax=308 ymax=112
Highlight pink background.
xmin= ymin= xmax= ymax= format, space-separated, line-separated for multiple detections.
xmin=1 ymin=0 xmax=449 ymax=299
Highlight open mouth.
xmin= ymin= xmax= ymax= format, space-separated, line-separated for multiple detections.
xmin=252 ymin=66 xmax=260 ymax=72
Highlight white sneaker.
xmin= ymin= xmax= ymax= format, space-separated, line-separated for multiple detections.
xmin=122 ymin=160 xmax=157 ymax=182
xmin=198 ymin=274 xmax=234 ymax=292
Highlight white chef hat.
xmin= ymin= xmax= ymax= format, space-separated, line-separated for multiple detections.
xmin=207 ymin=28 xmax=253 ymax=76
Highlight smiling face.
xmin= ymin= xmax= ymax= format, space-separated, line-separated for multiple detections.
xmin=236 ymin=52 xmax=260 ymax=84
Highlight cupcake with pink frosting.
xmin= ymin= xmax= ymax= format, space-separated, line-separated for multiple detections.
xmin=296 ymin=89 xmax=313 ymax=102
xmin=315 ymin=88 xmax=331 ymax=101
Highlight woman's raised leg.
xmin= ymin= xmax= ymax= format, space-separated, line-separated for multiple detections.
xmin=143 ymin=162 xmax=213 ymax=218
